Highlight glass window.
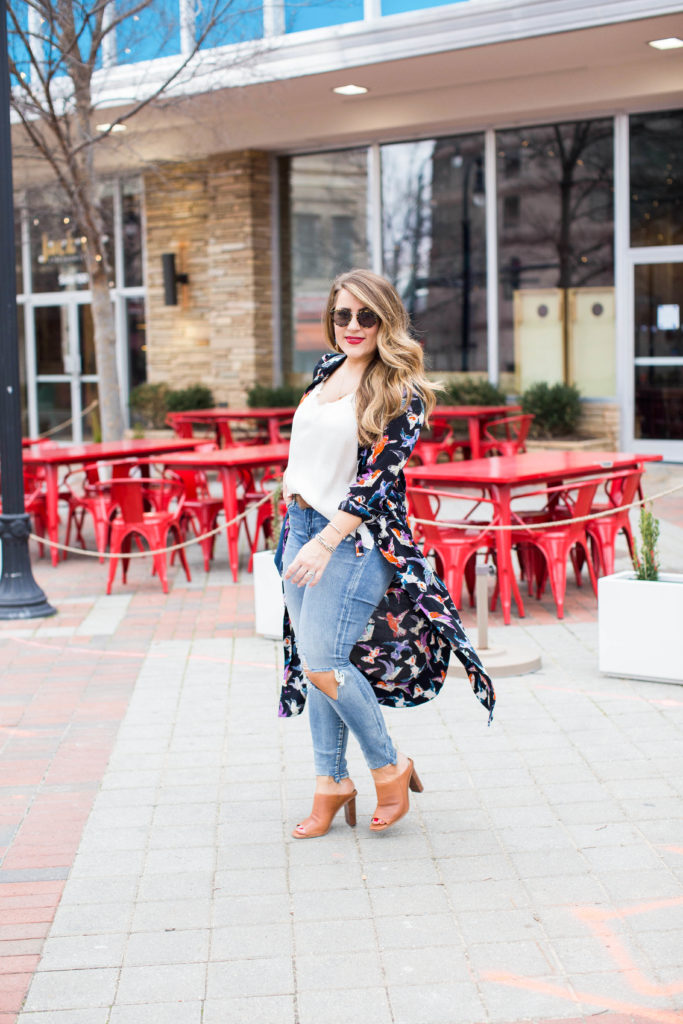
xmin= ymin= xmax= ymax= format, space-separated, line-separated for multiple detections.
xmin=382 ymin=0 xmax=468 ymax=15
xmin=127 ymin=297 xmax=148 ymax=391
xmin=122 ymin=180 xmax=144 ymax=287
xmin=635 ymin=367 xmax=683 ymax=441
xmin=200 ymin=0 xmax=262 ymax=45
xmin=28 ymin=185 xmax=116 ymax=293
xmin=287 ymin=149 xmax=370 ymax=374
xmin=35 ymin=306 xmax=69 ymax=375
xmin=117 ymin=2 xmax=180 ymax=63
xmin=496 ymin=118 xmax=614 ymax=395
xmin=37 ymin=381 xmax=71 ymax=440
xmin=634 ymin=262 xmax=683 ymax=360
xmin=630 ymin=109 xmax=683 ymax=247
xmin=381 ymin=134 xmax=486 ymax=373
xmin=285 ymin=0 xmax=362 ymax=33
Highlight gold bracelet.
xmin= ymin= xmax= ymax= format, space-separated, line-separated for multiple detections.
xmin=315 ymin=533 xmax=336 ymax=555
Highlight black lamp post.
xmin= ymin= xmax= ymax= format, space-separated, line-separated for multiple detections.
xmin=0 ymin=9 xmax=55 ymax=619
xmin=460 ymin=156 xmax=485 ymax=372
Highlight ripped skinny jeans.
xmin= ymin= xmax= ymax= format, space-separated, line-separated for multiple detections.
xmin=283 ymin=503 xmax=397 ymax=781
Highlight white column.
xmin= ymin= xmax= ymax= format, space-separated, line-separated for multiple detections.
xmin=368 ymin=144 xmax=383 ymax=275
xmin=263 ymin=0 xmax=285 ymax=37
xmin=484 ymin=127 xmax=499 ymax=386
xmin=613 ymin=112 xmax=630 ymax=449
xmin=101 ymin=1 xmax=117 ymax=67
xmin=179 ymin=0 xmax=196 ymax=53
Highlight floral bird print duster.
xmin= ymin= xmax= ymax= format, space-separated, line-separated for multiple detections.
xmin=278 ymin=352 xmax=496 ymax=723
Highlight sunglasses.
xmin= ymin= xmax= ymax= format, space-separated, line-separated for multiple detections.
xmin=331 ymin=307 xmax=380 ymax=329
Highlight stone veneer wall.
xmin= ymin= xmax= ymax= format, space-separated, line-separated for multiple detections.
xmin=577 ymin=400 xmax=620 ymax=448
xmin=144 ymin=150 xmax=272 ymax=406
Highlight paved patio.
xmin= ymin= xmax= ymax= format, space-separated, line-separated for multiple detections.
xmin=1 ymin=460 xmax=682 ymax=1024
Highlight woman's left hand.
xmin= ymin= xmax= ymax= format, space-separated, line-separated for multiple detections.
xmin=284 ymin=538 xmax=332 ymax=588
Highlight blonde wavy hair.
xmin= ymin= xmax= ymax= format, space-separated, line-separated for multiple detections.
xmin=323 ymin=269 xmax=440 ymax=446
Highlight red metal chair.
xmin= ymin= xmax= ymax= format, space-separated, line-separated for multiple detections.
xmin=22 ymin=470 xmax=48 ymax=557
xmin=105 ymin=477 xmax=190 ymax=594
xmin=480 ymin=414 xmax=534 ymax=457
xmin=586 ymin=468 xmax=644 ymax=577
xmin=62 ymin=460 xmax=142 ymax=561
xmin=166 ymin=467 xmax=223 ymax=572
xmin=508 ymin=478 xmax=600 ymax=618
xmin=407 ymin=486 xmax=503 ymax=608
xmin=246 ymin=469 xmax=286 ymax=571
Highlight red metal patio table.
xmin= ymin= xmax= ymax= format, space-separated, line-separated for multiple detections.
xmin=22 ymin=438 xmax=202 ymax=566
xmin=159 ymin=442 xmax=290 ymax=582
xmin=167 ymin=408 xmax=295 ymax=446
xmin=429 ymin=405 xmax=522 ymax=460
xmin=405 ymin=450 xmax=662 ymax=625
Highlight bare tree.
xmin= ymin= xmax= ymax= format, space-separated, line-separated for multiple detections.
xmin=7 ymin=0 xmax=260 ymax=439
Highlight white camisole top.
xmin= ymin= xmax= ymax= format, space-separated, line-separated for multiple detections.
xmin=285 ymin=381 xmax=373 ymax=546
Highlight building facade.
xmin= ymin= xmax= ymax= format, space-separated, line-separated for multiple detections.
xmin=11 ymin=0 xmax=683 ymax=458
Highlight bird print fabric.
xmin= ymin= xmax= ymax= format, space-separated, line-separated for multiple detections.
xmin=278 ymin=352 xmax=496 ymax=723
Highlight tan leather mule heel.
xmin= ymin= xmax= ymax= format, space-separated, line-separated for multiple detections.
xmin=370 ymin=759 xmax=423 ymax=832
xmin=291 ymin=788 xmax=357 ymax=839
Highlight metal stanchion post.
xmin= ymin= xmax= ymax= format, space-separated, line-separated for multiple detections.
xmin=450 ymin=558 xmax=541 ymax=679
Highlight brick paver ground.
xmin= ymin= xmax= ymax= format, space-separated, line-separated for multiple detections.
xmin=1 ymin=461 xmax=682 ymax=1024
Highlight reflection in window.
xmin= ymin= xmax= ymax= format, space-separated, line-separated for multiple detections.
xmin=630 ymin=109 xmax=683 ymax=247
xmin=381 ymin=134 xmax=487 ymax=373
xmin=288 ymin=150 xmax=369 ymax=374
xmin=496 ymin=119 xmax=614 ymax=393
xmin=29 ymin=190 xmax=90 ymax=293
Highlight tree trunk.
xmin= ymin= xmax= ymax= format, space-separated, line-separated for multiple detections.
xmin=85 ymin=250 xmax=125 ymax=440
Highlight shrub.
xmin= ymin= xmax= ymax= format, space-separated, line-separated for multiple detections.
xmin=166 ymin=384 xmax=214 ymax=412
xmin=440 ymin=377 xmax=508 ymax=406
xmin=521 ymin=381 xmax=582 ymax=437
xmin=632 ymin=505 xmax=660 ymax=581
xmin=247 ymin=382 xmax=305 ymax=408
xmin=129 ymin=382 xmax=170 ymax=429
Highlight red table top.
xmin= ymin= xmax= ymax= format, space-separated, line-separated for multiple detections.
xmin=158 ymin=442 xmax=290 ymax=469
xmin=22 ymin=438 xmax=201 ymax=466
xmin=167 ymin=408 xmax=295 ymax=421
xmin=430 ymin=405 xmax=522 ymax=420
xmin=405 ymin=450 xmax=662 ymax=486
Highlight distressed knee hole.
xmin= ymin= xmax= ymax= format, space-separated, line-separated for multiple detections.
xmin=304 ymin=668 xmax=344 ymax=701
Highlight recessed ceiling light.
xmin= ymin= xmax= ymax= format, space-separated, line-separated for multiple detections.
xmin=332 ymin=84 xmax=368 ymax=96
xmin=648 ymin=37 xmax=683 ymax=50
xmin=95 ymin=122 xmax=127 ymax=132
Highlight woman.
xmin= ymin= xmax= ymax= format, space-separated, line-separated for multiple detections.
xmin=279 ymin=268 xmax=494 ymax=839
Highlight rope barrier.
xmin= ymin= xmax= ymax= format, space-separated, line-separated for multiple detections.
xmin=21 ymin=478 xmax=683 ymax=558
xmin=37 ymin=399 xmax=100 ymax=440
xmin=27 ymin=491 xmax=273 ymax=559
xmin=408 ymin=479 xmax=683 ymax=532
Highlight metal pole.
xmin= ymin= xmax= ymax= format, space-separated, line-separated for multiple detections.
xmin=0 ymin=7 xmax=55 ymax=618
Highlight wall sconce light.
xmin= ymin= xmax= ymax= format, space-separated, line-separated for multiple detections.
xmin=161 ymin=253 xmax=189 ymax=306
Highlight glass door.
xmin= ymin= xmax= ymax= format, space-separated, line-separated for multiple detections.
xmin=629 ymin=255 xmax=683 ymax=461
xmin=32 ymin=296 xmax=99 ymax=443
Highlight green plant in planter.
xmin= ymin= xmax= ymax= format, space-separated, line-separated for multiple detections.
xmin=166 ymin=384 xmax=214 ymax=412
xmin=521 ymin=381 xmax=581 ymax=437
xmin=129 ymin=382 xmax=171 ymax=429
xmin=247 ymin=383 xmax=305 ymax=408
xmin=632 ymin=505 xmax=660 ymax=581
xmin=439 ymin=377 xmax=508 ymax=406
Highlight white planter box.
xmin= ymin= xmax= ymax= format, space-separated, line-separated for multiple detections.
xmin=253 ymin=550 xmax=284 ymax=639
xmin=598 ymin=570 xmax=683 ymax=684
